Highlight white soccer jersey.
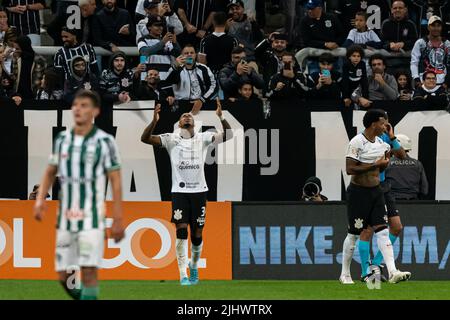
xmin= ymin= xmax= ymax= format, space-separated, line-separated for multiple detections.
xmin=160 ymin=131 xmax=216 ymax=193
xmin=49 ymin=126 xmax=121 ymax=232
xmin=346 ymin=133 xmax=390 ymax=164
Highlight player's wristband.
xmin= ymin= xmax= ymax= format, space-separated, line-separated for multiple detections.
xmin=391 ymin=138 xmax=401 ymax=150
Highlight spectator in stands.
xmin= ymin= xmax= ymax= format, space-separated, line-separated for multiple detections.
xmin=219 ymin=47 xmax=265 ymax=100
xmin=47 ymin=0 xmax=98 ymax=46
xmin=409 ymin=0 xmax=450 ymax=38
xmin=255 ymin=32 xmax=288 ymax=86
xmin=177 ymin=0 xmax=218 ymax=48
xmin=327 ymin=0 xmax=390 ymax=35
xmin=352 ymin=54 xmax=399 ymax=107
xmin=53 ymin=27 xmax=99 ymax=80
xmin=136 ymin=0 xmax=183 ymax=43
xmin=64 ymin=55 xmax=100 ymax=104
xmin=0 ymin=6 xmax=9 ymax=45
xmin=411 ymin=15 xmax=450 ymax=89
xmin=35 ymin=67 xmax=64 ymax=100
xmin=226 ymin=0 xmax=264 ymax=63
xmin=343 ymin=11 xmax=382 ymax=49
xmin=138 ymin=15 xmax=181 ymax=81
xmin=3 ymin=0 xmax=45 ymax=45
xmin=395 ymin=70 xmax=414 ymax=100
xmin=0 ymin=27 xmax=17 ymax=78
xmin=229 ymin=81 xmax=259 ymax=102
xmin=386 ymin=134 xmax=429 ymax=200
xmin=134 ymin=68 xmax=175 ymax=105
xmin=267 ymin=52 xmax=310 ymax=101
xmin=413 ymin=71 xmax=448 ymax=107
xmin=13 ymin=35 xmax=46 ymax=99
xmin=0 ymin=75 xmax=21 ymax=105
xmin=342 ymin=45 xmax=368 ymax=107
xmin=164 ymin=44 xmax=217 ymax=114
xmin=92 ymin=0 xmax=136 ymax=52
xmin=381 ymin=1 xmax=418 ymax=53
xmin=99 ymin=51 xmax=140 ymax=104
xmin=306 ymin=52 xmax=342 ymax=100
xmin=296 ymin=0 xmax=345 ymax=50
xmin=198 ymin=12 xmax=238 ymax=75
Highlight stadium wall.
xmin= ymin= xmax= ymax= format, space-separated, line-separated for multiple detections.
xmin=232 ymin=202 xmax=450 ymax=280
xmin=1 ymin=99 xmax=449 ymax=201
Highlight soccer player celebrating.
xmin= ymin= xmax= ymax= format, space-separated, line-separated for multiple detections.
xmin=141 ymin=99 xmax=232 ymax=285
xmin=339 ymin=109 xmax=411 ymax=285
xmin=33 ymin=90 xmax=125 ymax=300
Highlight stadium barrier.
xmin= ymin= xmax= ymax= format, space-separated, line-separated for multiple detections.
xmin=0 ymin=98 xmax=449 ymax=201
xmin=232 ymin=201 xmax=450 ymax=280
xmin=0 ymin=201 xmax=232 ymax=280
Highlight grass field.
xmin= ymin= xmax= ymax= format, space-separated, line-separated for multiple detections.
xmin=0 ymin=280 xmax=449 ymax=300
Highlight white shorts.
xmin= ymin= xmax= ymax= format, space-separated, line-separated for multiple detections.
xmin=55 ymin=229 xmax=104 ymax=272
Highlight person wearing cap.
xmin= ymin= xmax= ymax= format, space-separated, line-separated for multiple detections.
xmin=135 ymin=0 xmax=183 ymax=43
xmin=91 ymin=0 xmax=136 ymax=52
xmin=255 ymin=31 xmax=289 ymax=86
xmin=295 ymin=0 xmax=345 ymax=51
xmin=305 ymin=52 xmax=343 ymax=101
xmin=227 ymin=0 xmax=264 ymax=63
xmin=53 ymin=27 xmax=99 ymax=80
xmin=412 ymin=70 xmax=449 ymax=108
xmin=407 ymin=0 xmax=450 ymax=38
xmin=386 ymin=134 xmax=429 ymax=200
xmin=411 ymin=15 xmax=450 ymax=88
xmin=300 ymin=176 xmax=328 ymax=201
xmin=138 ymin=14 xmax=181 ymax=81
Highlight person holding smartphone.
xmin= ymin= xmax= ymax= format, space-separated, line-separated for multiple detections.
xmin=306 ymin=52 xmax=342 ymax=100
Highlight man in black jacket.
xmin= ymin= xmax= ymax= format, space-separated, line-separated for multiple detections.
xmin=91 ymin=0 xmax=136 ymax=52
xmin=255 ymin=32 xmax=288 ymax=86
xmin=63 ymin=55 xmax=99 ymax=104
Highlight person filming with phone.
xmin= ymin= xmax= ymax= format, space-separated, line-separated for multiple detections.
xmin=306 ymin=52 xmax=342 ymax=100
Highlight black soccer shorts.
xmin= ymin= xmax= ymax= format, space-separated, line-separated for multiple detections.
xmin=380 ymin=180 xmax=399 ymax=218
xmin=171 ymin=192 xmax=207 ymax=229
xmin=346 ymin=183 xmax=388 ymax=235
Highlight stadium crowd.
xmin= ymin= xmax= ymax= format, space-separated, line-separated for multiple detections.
xmin=0 ymin=0 xmax=449 ymax=111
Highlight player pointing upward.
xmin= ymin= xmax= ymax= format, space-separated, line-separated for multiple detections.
xmin=141 ymin=99 xmax=232 ymax=285
xmin=33 ymin=90 xmax=125 ymax=300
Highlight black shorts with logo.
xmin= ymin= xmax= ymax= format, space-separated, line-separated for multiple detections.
xmin=171 ymin=192 xmax=207 ymax=229
xmin=346 ymin=183 xmax=388 ymax=235
xmin=380 ymin=180 xmax=399 ymax=218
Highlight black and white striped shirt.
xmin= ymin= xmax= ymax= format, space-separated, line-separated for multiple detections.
xmin=177 ymin=0 xmax=216 ymax=29
xmin=4 ymin=0 xmax=45 ymax=35
xmin=53 ymin=43 xmax=98 ymax=79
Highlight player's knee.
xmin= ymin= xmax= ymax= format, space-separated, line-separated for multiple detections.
xmin=359 ymin=228 xmax=373 ymax=241
xmin=391 ymin=223 xmax=403 ymax=236
xmin=191 ymin=235 xmax=202 ymax=246
xmin=176 ymin=227 xmax=188 ymax=240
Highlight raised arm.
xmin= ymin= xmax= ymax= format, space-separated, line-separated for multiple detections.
xmin=141 ymin=104 xmax=162 ymax=146
xmin=213 ymin=98 xmax=233 ymax=143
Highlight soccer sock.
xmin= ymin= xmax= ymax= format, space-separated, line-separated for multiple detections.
xmin=61 ymin=282 xmax=82 ymax=300
xmin=190 ymin=241 xmax=203 ymax=269
xmin=376 ymin=228 xmax=396 ymax=276
xmin=176 ymin=239 xmax=188 ymax=279
xmin=358 ymin=240 xmax=371 ymax=277
xmin=341 ymin=233 xmax=357 ymax=276
xmin=80 ymin=286 xmax=99 ymax=300
xmin=372 ymin=233 xmax=398 ymax=266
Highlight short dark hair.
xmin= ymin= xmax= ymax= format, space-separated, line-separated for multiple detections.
xmin=422 ymin=70 xmax=437 ymax=81
xmin=363 ymin=109 xmax=388 ymax=128
xmin=369 ymin=54 xmax=386 ymax=67
xmin=182 ymin=44 xmax=196 ymax=52
xmin=346 ymin=44 xmax=365 ymax=59
xmin=213 ymin=11 xmax=228 ymax=26
xmin=392 ymin=0 xmax=407 ymax=8
xmin=231 ymin=46 xmax=246 ymax=55
xmin=318 ymin=52 xmax=334 ymax=64
xmin=74 ymin=89 xmax=101 ymax=108
xmin=355 ymin=11 xmax=368 ymax=20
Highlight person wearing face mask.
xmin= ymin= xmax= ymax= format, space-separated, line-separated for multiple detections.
xmin=64 ymin=56 xmax=99 ymax=105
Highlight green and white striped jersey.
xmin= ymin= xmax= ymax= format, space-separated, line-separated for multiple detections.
xmin=49 ymin=126 xmax=121 ymax=232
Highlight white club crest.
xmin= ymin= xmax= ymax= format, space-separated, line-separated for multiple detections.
xmin=84 ymin=82 xmax=92 ymax=90
xmin=173 ymin=209 xmax=183 ymax=220
xmin=361 ymin=1 xmax=368 ymax=10
xmin=354 ymin=218 xmax=364 ymax=229
xmin=325 ymin=20 xmax=332 ymax=28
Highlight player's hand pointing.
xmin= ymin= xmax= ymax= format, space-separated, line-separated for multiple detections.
xmin=216 ymin=98 xmax=223 ymax=118
xmin=33 ymin=199 xmax=46 ymax=221
xmin=153 ymin=104 xmax=161 ymax=122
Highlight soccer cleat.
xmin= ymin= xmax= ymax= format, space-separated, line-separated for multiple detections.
xmin=377 ymin=264 xmax=388 ymax=282
xmin=189 ymin=262 xmax=199 ymax=285
xmin=180 ymin=277 xmax=191 ymax=286
xmin=339 ymin=274 xmax=354 ymax=284
xmin=388 ymin=270 xmax=412 ymax=284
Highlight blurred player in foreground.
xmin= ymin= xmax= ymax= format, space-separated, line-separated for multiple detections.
xmin=141 ymin=98 xmax=232 ymax=285
xmin=339 ymin=109 xmax=411 ymax=285
xmin=33 ymin=90 xmax=125 ymax=300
